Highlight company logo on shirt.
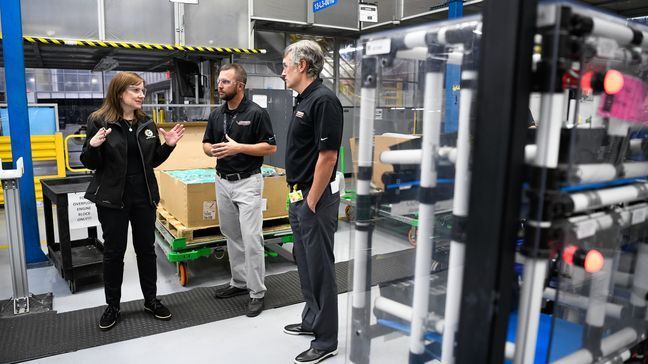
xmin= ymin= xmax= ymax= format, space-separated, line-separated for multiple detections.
xmin=295 ymin=111 xmax=305 ymax=118
xmin=236 ymin=120 xmax=251 ymax=126
xmin=144 ymin=129 xmax=156 ymax=139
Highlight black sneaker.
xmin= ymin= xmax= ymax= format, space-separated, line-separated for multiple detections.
xmin=246 ymin=297 xmax=264 ymax=317
xmin=144 ymin=299 xmax=172 ymax=320
xmin=294 ymin=347 xmax=338 ymax=364
xmin=99 ymin=305 xmax=120 ymax=331
xmin=283 ymin=323 xmax=315 ymax=336
xmin=214 ymin=285 xmax=248 ymax=299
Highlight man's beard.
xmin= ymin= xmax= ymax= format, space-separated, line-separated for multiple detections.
xmin=220 ymin=90 xmax=236 ymax=101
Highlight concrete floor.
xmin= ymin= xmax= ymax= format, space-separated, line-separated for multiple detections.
xmin=0 ymin=203 xmax=418 ymax=363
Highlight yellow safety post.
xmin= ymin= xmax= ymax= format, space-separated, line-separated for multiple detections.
xmin=64 ymin=134 xmax=91 ymax=173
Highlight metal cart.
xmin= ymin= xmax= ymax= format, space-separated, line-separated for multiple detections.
xmin=154 ymin=218 xmax=294 ymax=286
xmin=41 ymin=176 xmax=103 ymax=293
xmin=341 ymin=190 xmax=453 ymax=245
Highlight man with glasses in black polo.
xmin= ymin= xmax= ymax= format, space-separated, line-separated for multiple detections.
xmin=202 ymin=63 xmax=276 ymax=317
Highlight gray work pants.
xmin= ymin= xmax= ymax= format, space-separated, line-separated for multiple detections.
xmin=289 ymin=185 xmax=339 ymax=351
xmin=215 ymin=173 xmax=266 ymax=299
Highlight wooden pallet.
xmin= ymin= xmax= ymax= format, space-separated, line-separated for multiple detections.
xmin=156 ymin=206 xmax=290 ymax=244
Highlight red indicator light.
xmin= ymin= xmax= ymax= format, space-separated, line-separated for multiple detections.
xmin=581 ymin=71 xmax=593 ymax=93
xmin=604 ymin=70 xmax=624 ymax=95
xmin=584 ymin=249 xmax=604 ymax=273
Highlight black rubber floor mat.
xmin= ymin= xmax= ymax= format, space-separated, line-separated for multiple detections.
xmin=0 ymin=249 xmax=416 ymax=363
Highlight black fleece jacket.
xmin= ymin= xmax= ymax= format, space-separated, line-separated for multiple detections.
xmin=80 ymin=116 xmax=175 ymax=209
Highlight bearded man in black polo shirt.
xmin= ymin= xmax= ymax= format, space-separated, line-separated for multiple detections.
xmin=281 ymin=40 xmax=343 ymax=364
xmin=202 ymin=63 xmax=276 ymax=317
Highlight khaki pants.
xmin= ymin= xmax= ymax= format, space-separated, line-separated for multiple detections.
xmin=215 ymin=173 xmax=266 ymax=299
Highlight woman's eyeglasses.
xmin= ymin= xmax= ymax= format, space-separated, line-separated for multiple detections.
xmin=127 ymin=86 xmax=147 ymax=95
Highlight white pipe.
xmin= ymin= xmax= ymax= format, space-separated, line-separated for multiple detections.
xmin=409 ymin=70 xmax=443 ymax=357
xmin=586 ymin=260 xmax=613 ymax=327
xmin=374 ymin=296 xmax=412 ymax=322
xmin=352 ymin=84 xmax=377 ymax=310
xmin=629 ymin=138 xmax=643 ymax=154
xmin=441 ymin=70 xmax=474 ymax=364
xmin=516 ymin=88 xmax=565 ymax=364
xmin=396 ymin=47 xmax=429 ymax=61
xmin=534 ymin=94 xmax=565 ymax=168
xmin=567 ymin=203 xmax=648 ymax=239
xmin=357 ymin=87 xmax=376 ymax=196
xmin=554 ymin=327 xmax=638 ymax=364
xmin=600 ymin=327 xmax=638 ymax=357
xmin=590 ymin=16 xmax=637 ymax=47
xmin=614 ymin=271 xmax=632 ymax=287
xmin=573 ymin=164 xmax=617 ymax=183
xmin=514 ymin=258 xmax=548 ymax=364
xmin=505 ymin=342 xmax=516 ymax=361
xmin=404 ymin=30 xmax=427 ymax=48
xmin=570 ymin=182 xmax=648 ymax=213
xmin=442 ymin=240 xmax=465 ymax=361
xmin=525 ymin=144 xmax=537 ymax=164
xmin=590 ymin=95 xmax=605 ymax=128
xmin=452 ymin=73 xmax=474 ymax=218
xmin=352 ymin=229 xmax=370 ymax=309
xmin=438 ymin=146 xmax=457 ymax=163
xmin=573 ymin=162 xmax=648 ymax=183
xmin=631 ymin=244 xmax=648 ymax=307
xmin=380 ymin=149 xmax=422 ymax=165
xmin=543 ymin=287 xmax=623 ymax=319
xmin=623 ymin=162 xmax=648 ymax=178
xmin=380 ymin=146 xmax=464 ymax=165
xmin=601 ymin=350 xmax=631 ymax=364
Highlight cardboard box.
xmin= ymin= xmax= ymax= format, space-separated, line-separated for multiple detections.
xmin=155 ymin=123 xmax=289 ymax=229
xmin=158 ymin=168 xmax=288 ymax=228
xmin=349 ymin=134 xmax=420 ymax=190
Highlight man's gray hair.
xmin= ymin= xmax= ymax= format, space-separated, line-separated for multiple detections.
xmin=284 ymin=40 xmax=324 ymax=78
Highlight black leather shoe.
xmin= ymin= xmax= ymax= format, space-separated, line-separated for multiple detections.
xmin=246 ymin=297 xmax=264 ymax=317
xmin=294 ymin=347 xmax=338 ymax=364
xmin=144 ymin=298 xmax=172 ymax=320
xmin=99 ymin=305 xmax=120 ymax=331
xmin=214 ymin=285 xmax=248 ymax=299
xmin=283 ymin=323 xmax=315 ymax=336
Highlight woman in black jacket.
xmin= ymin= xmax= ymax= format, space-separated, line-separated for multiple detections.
xmin=80 ymin=71 xmax=185 ymax=331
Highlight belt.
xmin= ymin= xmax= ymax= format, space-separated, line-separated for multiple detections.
xmin=217 ymin=169 xmax=260 ymax=181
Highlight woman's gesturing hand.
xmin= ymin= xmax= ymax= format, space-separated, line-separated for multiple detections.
xmin=159 ymin=124 xmax=185 ymax=147
xmin=89 ymin=127 xmax=112 ymax=147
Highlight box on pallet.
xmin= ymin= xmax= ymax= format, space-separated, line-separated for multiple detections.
xmin=154 ymin=123 xmax=289 ymax=229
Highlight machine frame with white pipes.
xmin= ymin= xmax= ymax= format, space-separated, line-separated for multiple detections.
xmin=347 ymin=15 xmax=483 ymax=364
xmin=346 ymin=1 xmax=648 ymax=363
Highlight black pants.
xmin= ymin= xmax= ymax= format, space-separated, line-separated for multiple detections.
xmin=97 ymin=174 xmax=157 ymax=308
xmin=288 ymin=186 xmax=340 ymax=351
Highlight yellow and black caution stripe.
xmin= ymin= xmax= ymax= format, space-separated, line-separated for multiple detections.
xmin=0 ymin=35 xmax=266 ymax=55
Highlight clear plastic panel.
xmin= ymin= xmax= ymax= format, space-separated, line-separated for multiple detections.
xmin=523 ymin=2 xmax=648 ymax=363
xmin=346 ymin=15 xmax=482 ymax=363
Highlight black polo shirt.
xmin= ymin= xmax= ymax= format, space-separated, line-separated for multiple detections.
xmin=285 ymin=78 xmax=343 ymax=186
xmin=203 ymin=97 xmax=276 ymax=174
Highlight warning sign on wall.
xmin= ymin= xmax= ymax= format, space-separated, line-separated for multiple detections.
xmin=67 ymin=192 xmax=99 ymax=230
